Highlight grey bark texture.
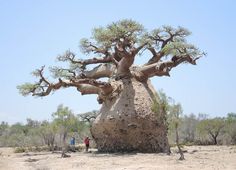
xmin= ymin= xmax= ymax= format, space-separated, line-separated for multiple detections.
xmin=91 ymin=78 xmax=170 ymax=153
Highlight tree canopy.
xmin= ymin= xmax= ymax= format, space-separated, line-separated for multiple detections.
xmin=197 ymin=118 xmax=225 ymax=145
xmin=17 ymin=19 xmax=205 ymax=103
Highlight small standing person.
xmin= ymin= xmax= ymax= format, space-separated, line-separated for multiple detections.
xmin=84 ymin=136 xmax=90 ymax=152
xmin=70 ymin=137 xmax=75 ymax=146
xmin=70 ymin=137 xmax=76 ymax=152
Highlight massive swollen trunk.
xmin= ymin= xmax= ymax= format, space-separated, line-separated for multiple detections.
xmin=91 ymin=78 xmax=170 ymax=153
xmin=18 ymin=20 xmax=202 ymax=153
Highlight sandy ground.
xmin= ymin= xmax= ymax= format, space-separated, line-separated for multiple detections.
xmin=0 ymin=145 xmax=236 ymax=170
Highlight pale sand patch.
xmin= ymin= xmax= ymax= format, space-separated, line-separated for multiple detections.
xmin=0 ymin=146 xmax=236 ymax=170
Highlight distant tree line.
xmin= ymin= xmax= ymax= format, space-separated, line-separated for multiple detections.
xmin=0 ymin=102 xmax=235 ymax=151
xmin=0 ymin=104 xmax=98 ymax=150
xmin=153 ymin=91 xmax=236 ymax=147
xmin=168 ymin=112 xmax=236 ymax=146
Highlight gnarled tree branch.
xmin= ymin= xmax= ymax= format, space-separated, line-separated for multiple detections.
xmin=57 ymin=50 xmax=114 ymax=69
xmin=144 ymin=26 xmax=191 ymax=65
xmin=18 ymin=66 xmax=114 ymax=103
xmin=18 ymin=20 xmax=205 ymax=105
xmin=78 ymin=63 xmax=115 ymax=79
xmin=140 ymin=55 xmax=201 ymax=78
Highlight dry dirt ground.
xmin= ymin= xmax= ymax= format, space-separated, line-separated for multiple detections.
xmin=0 ymin=145 xmax=236 ymax=170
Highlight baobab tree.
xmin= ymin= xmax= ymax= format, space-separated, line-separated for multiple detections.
xmin=18 ymin=19 xmax=204 ymax=153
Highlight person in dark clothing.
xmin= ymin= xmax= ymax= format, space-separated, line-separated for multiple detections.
xmin=70 ymin=137 xmax=75 ymax=146
xmin=84 ymin=136 xmax=90 ymax=152
xmin=69 ymin=137 xmax=76 ymax=152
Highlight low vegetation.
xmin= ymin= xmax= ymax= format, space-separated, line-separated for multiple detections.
xmin=168 ymin=112 xmax=236 ymax=146
xmin=0 ymin=102 xmax=235 ymax=153
xmin=0 ymin=105 xmax=96 ymax=152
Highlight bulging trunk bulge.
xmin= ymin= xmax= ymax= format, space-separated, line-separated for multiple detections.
xmin=91 ymin=78 xmax=170 ymax=153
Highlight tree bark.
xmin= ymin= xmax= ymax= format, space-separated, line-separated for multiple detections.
xmin=18 ymin=20 xmax=204 ymax=154
xmin=209 ymin=131 xmax=219 ymax=145
xmin=91 ymin=78 xmax=170 ymax=153
xmin=175 ymin=124 xmax=185 ymax=160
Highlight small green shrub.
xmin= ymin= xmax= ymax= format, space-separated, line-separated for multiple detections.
xmin=14 ymin=147 xmax=26 ymax=153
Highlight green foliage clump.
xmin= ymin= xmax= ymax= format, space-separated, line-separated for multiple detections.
xmin=151 ymin=90 xmax=169 ymax=126
xmin=17 ymin=83 xmax=39 ymax=96
xmin=224 ymin=113 xmax=236 ymax=144
xmin=197 ymin=117 xmax=225 ymax=145
xmin=91 ymin=19 xmax=144 ymax=48
xmin=14 ymin=147 xmax=26 ymax=153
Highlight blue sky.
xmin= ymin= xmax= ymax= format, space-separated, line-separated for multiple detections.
xmin=0 ymin=0 xmax=236 ymax=124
